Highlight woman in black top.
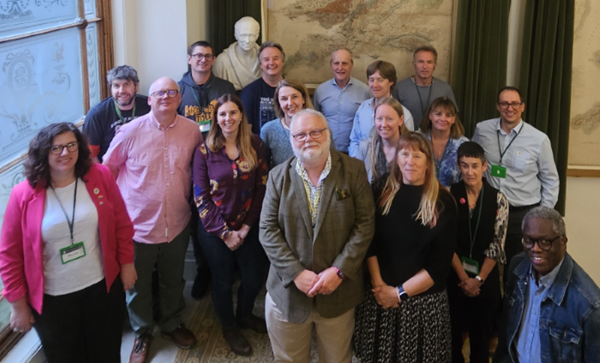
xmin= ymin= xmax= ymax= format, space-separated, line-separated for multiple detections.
xmin=354 ymin=132 xmax=457 ymax=363
xmin=448 ymin=142 xmax=508 ymax=363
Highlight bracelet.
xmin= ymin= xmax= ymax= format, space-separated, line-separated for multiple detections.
xmin=475 ymin=275 xmax=484 ymax=286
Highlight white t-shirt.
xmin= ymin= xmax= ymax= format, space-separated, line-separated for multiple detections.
xmin=41 ymin=179 xmax=105 ymax=295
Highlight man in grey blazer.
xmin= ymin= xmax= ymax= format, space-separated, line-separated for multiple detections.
xmin=260 ymin=109 xmax=375 ymax=363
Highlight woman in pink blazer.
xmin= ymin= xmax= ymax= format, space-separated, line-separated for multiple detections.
xmin=0 ymin=122 xmax=136 ymax=363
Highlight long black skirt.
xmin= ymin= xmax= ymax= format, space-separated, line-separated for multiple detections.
xmin=353 ymin=288 xmax=452 ymax=363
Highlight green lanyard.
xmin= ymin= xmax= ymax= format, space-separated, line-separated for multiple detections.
xmin=496 ymin=123 xmax=521 ymax=164
xmin=50 ymin=179 xmax=78 ymax=245
xmin=467 ymin=185 xmax=484 ymax=259
xmin=114 ymin=100 xmax=136 ymax=125
xmin=413 ymin=77 xmax=433 ymax=118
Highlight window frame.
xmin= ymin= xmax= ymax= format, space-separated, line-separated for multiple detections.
xmin=0 ymin=0 xmax=114 ymax=357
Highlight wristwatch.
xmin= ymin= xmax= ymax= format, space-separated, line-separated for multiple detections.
xmin=475 ymin=275 xmax=485 ymax=286
xmin=333 ymin=267 xmax=345 ymax=280
xmin=397 ymin=285 xmax=409 ymax=302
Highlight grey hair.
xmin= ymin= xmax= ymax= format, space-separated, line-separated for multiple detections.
xmin=258 ymin=41 xmax=285 ymax=61
xmin=107 ymin=65 xmax=139 ymax=86
xmin=522 ymin=206 xmax=566 ymax=237
xmin=331 ymin=47 xmax=354 ymax=62
xmin=290 ymin=109 xmax=329 ymax=129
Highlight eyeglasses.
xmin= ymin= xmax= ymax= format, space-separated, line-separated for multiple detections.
xmin=191 ymin=53 xmax=215 ymax=61
xmin=522 ymin=235 xmax=563 ymax=251
xmin=497 ymin=102 xmax=523 ymax=109
xmin=150 ymin=89 xmax=179 ymax=98
xmin=50 ymin=142 xmax=79 ymax=155
xmin=291 ymin=128 xmax=327 ymax=142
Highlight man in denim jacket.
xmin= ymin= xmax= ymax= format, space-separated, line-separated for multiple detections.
xmin=494 ymin=206 xmax=600 ymax=363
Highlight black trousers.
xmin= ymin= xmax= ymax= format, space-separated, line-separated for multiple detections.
xmin=448 ymin=268 xmax=501 ymax=363
xmin=31 ymin=278 xmax=125 ymax=363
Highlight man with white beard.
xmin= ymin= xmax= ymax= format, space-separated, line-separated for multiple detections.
xmin=259 ymin=109 xmax=375 ymax=362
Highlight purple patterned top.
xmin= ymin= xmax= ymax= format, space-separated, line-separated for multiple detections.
xmin=193 ymin=134 xmax=268 ymax=240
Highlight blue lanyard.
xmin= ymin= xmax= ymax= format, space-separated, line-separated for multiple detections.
xmin=50 ymin=179 xmax=78 ymax=245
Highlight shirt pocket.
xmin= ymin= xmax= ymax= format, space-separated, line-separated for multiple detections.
xmin=513 ymin=150 xmax=535 ymax=172
xmin=548 ymin=323 xmax=582 ymax=362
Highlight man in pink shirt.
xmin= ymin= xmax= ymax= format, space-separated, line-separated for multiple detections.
xmin=104 ymin=77 xmax=203 ymax=363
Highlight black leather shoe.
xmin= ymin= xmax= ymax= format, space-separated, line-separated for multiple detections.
xmin=223 ymin=326 xmax=252 ymax=356
xmin=237 ymin=315 xmax=267 ymax=334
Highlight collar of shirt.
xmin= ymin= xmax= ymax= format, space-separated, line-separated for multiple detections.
xmin=295 ymin=152 xmax=332 ymax=186
xmin=150 ymin=112 xmax=179 ymax=131
xmin=295 ymin=152 xmax=332 ymax=225
xmin=530 ymin=257 xmax=564 ymax=290
xmin=496 ymin=118 xmax=524 ymax=136
xmin=410 ymin=75 xmax=435 ymax=87
xmin=331 ymin=77 xmax=354 ymax=91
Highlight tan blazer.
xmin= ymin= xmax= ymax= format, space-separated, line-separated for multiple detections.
xmin=260 ymin=150 xmax=375 ymax=324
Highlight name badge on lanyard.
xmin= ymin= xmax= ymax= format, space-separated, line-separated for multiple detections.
xmin=494 ymin=124 xmax=521 ymax=179
xmin=491 ymin=164 xmax=507 ymax=178
xmin=60 ymin=242 xmax=87 ymax=264
xmin=198 ymin=120 xmax=211 ymax=133
xmin=50 ymin=179 xmax=87 ymax=265
xmin=461 ymin=256 xmax=480 ymax=275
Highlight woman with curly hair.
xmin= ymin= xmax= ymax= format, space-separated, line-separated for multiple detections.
xmin=354 ymin=132 xmax=457 ymax=363
xmin=0 ymin=122 xmax=136 ymax=363
xmin=192 ymin=94 xmax=269 ymax=356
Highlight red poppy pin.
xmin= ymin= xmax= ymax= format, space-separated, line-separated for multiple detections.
xmin=459 ymin=198 xmax=466 ymax=204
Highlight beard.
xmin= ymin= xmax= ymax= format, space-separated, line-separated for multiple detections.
xmin=293 ymin=139 xmax=330 ymax=164
xmin=115 ymin=94 xmax=135 ymax=108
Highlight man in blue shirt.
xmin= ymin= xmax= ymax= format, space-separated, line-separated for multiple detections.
xmin=313 ymin=48 xmax=371 ymax=153
xmin=494 ymin=206 xmax=600 ymax=363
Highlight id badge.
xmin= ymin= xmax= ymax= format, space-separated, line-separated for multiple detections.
xmin=491 ymin=164 xmax=507 ymax=178
xmin=199 ymin=120 xmax=211 ymax=133
xmin=461 ymin=256 xmax=480 ymax=275
xmin=60 ymin=242 xmax=86 ymax=264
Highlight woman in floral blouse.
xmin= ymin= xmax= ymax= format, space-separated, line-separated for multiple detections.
xmin=192 ymin=94 xmax=268 ymax=356
xmin=420 ymin=97 xmax=469 ymax=187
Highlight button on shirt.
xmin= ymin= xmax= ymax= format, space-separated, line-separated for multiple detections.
xmin=103 ymin=112 xmax=203 ymax=244
xmin=472 ymin=118 xmax=559 ymax=207
xmin=514 ymin=259 xmax=564 ymax=363
xmin=313 ymin=77 xmax=371 ymax=153
xmin=295 ymin=153 xmax=332 ymax=226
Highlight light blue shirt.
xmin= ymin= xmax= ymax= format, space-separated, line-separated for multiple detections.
xmin=515 ymin=259 xmax=564 ymax=363
xmin=472 ymin=118 xmax=559 ymax=207
xmin=348 ymin=98 xmax=415 ymax=158
xmin=314 ymin=77 xmax=371 ymax=153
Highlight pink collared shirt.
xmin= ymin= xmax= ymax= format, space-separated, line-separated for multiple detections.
xmin=103 ymin=112 xmax=203 ymax=244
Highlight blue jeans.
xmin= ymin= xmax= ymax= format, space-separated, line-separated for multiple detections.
xmin=198 ymin=221 xmax=268 ymax=328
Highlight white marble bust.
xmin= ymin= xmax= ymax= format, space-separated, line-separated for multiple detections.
xmin=213 ymin=16 xmax=262 ymax=91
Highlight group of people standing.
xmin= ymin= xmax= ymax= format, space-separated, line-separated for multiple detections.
xmin=1 ymin=26 xmax=599 ymax=363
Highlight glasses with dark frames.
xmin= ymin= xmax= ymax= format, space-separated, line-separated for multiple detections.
xmin=50 ymin=142 xmax=79 ymax=155
xmin=521 ymin=235 xmax=563 ymax=251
